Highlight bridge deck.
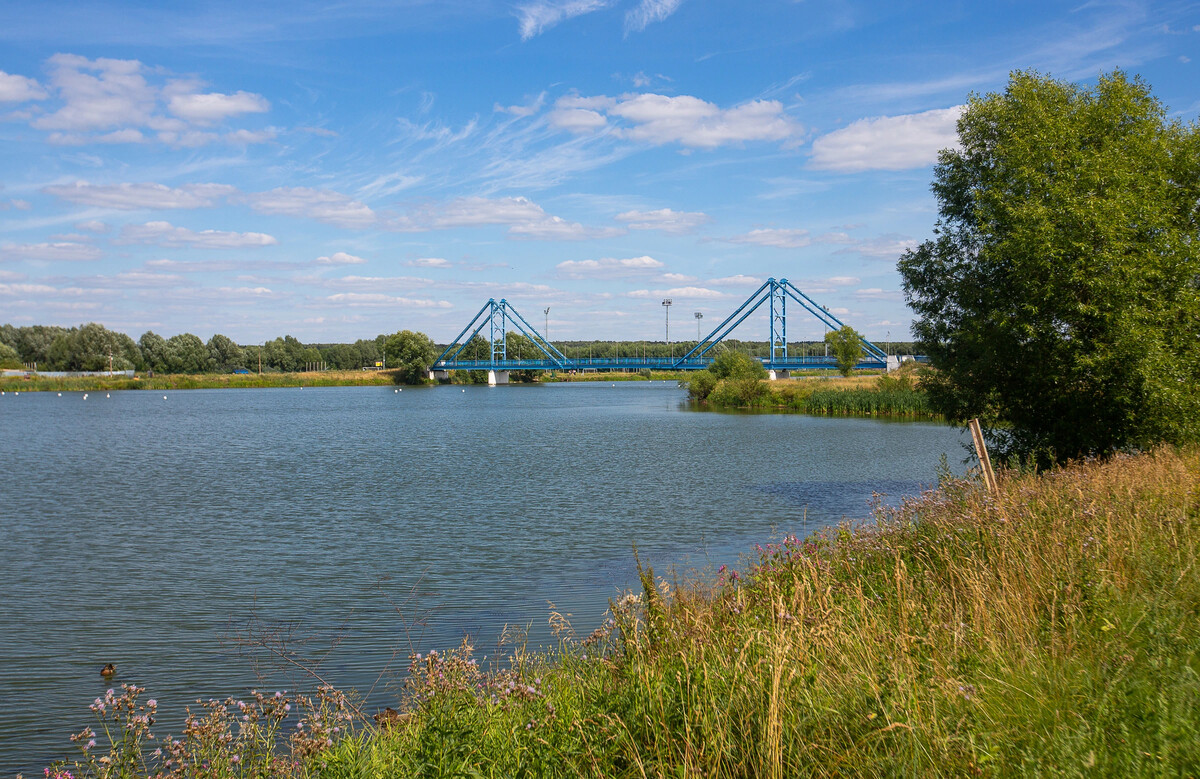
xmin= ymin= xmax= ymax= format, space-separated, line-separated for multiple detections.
xmin=432 ymin=356 xmax=888 ymax=372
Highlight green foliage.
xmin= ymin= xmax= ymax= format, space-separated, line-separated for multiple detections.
xmin=206 ymin=333 xmax=245 ymax=372
xmin=166 ymin=333 xmax=212 ymax=374
xmin=707 ymin=376 xmax=770 ymax=407
xmin=824 ymin=325 xmax=865 ymax=376
xmin=708 ymin=350 xmax=767 ymax=380
xmin=0 ymin=340 xmax=22 ymax=369
xmin=384 ymin=330 xmax=437 ymax=385
xmin=899 ymin=70 xmax=1200 ymax=462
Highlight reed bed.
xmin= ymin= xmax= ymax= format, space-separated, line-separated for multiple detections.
xmin=50 ymin=448 xmax=1200 ymax=777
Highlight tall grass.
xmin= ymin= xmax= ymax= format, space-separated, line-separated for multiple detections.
xmin=50 ymin=448 xmax=1200 ymax=776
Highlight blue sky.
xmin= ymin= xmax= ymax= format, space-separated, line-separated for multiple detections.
xmin=1 ymin=0 xmax=1196 ymax=345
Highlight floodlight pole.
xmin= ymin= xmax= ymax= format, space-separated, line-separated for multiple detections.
xmin=662 ymin=299 xmax=673 ymax=359
xmin=694 ymin=311 xmax=703 ymax=342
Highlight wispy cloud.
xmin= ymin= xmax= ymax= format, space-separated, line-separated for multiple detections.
xmin=515 ymin=0 xmax=612 ymax=41
xmin=615 ymin=207 xmax=711 ymax=234
xmin=723 ymin=228 xmax=811 ymax=249
xmin=1 ymin=241 xmax=103 ymax=261
xmin=43 ymin=181 xmax=235 ymax=209
xmin=624 ymin=0 xmax=684 ymax=34
xmin=240 ymin=187 xmax=376 ymax=229
xmin=118 ymin=221 xmax=278 ymax=249
xmin=557 ymin=255 xmax=663 ymax=278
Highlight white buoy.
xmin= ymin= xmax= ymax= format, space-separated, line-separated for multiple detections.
xmin=462 ymin=389 xmax=466 ymax=392
xmin=58 ymin=392 xmax=62 ymax=397
xmin=83 ymin=394 xmax=88 ymax=400
xmin=163 ymin=395 xmax=167 ymax=400
xmin=394 ymin=389 xmax=398 ymax=393
xmin=106 ymin=393 xmax=110 ymax=398
xmin=398 ymin=388 xmax=402 ymax=392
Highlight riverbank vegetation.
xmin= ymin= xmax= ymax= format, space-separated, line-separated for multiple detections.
xmin=686 ymin=353 xmax=934 ymax=418
xmin=50 ymin=446 xmax=1200 ymax=776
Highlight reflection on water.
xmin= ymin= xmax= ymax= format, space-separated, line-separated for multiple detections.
xmin=0 ymin=382 xmax=962 ymax=772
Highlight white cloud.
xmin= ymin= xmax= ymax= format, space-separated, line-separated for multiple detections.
xmin=26 ymin=53 xmax=271 ymax=147
xmin=625 ymin=0 xmax=684 ymax=33
xmin=326 ymin=293 xmax=452 ymax=308
xmin=557 ymin=255 xmax=664 ymax=277
xmin=627 ymin=286 xmax=725 ymax=299
xmin=33 ymin=54 xmax=156 ymax=131
xmin=809 ymin=106 xmax=963 ymax=172
xmin=724 ymin=228 xmax=811 ymax=249
xmin=43 ymin=181 xmax=236 ymax=209
xmin=610 ymin=94 xmax=801 ymax=148
xmin=0 ymin=241 xmax=104 ymax=261
xmin=515 ymin=0 xmax=612 ymax=40
xmin=0 ymin=282 xmax=60 ymax=295
xmin=495 ymin=93 xmax=546 ymax=117
xmin=615 ymin=207 xmax=711 ymax=234
xmin=392 ymin=196 xmax=547 ymax=230
xmin=834 ymin=234 xmax=918 ymax=259
xmin=390 ymin=196 xmax=621 ymax=240
xmin=854 ymin=288 xmax=902 ymax=300
xmin=312 ymin=274 xmax=433 ymax=290
xmin=508 ymin=215 xmax=622 ymax=240
xmin=226 ymin=128 xmax=277 ymax=145
xmin=75 ymin=220 xmax=111 ymax=233
xmin=549 ymin=92 xmax=801 ymax=148
xmin=827 ymin=275 xmax=861 ymax=285
xmin=405 ymin=257 xmax=452 ymax=268
xmin=119 ymin=221 xmax=278 ymax=249
xmin=167 ymin=91 xmax=269 ymax=124
xmin=241 ymin=187 xmax=376 ymax=229
xmin=707 ymin=274 xmax=762 ymax=286
xmin=548 ymin=107 xmax=609 ymax=133
xmin=0 ymin=70 xmax=48 ymax=102
xmin=315 ymin=252 xmax=367 ymax=265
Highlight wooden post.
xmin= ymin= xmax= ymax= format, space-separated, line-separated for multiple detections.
xmin=968 ymin=418 xmax=998 ymax=494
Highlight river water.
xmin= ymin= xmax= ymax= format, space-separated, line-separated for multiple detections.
xmin=0 ymin=382 xmax=962 ymax=772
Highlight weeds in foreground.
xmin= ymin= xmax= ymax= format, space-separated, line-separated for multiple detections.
xmin=50 ymin=448 xmax=1200 ymax=776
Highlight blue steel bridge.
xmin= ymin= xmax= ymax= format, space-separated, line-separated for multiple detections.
xmin=431 ymin=278 xmax=893 ymax=383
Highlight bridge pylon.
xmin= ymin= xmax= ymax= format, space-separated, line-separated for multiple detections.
xmin=433 ymin=298 xmax=568 ymax=371
xmin=677 ymin=277 xmax=887 ymax=369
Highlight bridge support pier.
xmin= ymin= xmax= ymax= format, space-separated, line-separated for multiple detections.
xmin=431 ymin=370 xmax=450 ymax=381
xmin=767 ymin=369 xmax=791 ymax=381
xmin=487 ymin=369 xmax=509 ymax=386
xmin=886 ymin=355 xmax=900 ymax=373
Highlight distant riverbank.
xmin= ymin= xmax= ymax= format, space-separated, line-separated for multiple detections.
xmin=0 ymin=369 xmax=399 ymax=392
xmin=0 ymin=368 xmax=695 ymax=392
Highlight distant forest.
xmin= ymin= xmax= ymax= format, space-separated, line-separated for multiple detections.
xmin=0 ymin=322 xmax=914 ymax=374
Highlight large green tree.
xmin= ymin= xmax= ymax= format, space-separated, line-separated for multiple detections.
xmin=898 ymin=71 xmax=1200 ymax=462
xmin=383 ymin=330 xmax=437 ymax=385
xmin=824 ymin=326 xmax=865 ymax=377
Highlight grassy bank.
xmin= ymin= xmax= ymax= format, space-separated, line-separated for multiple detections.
xmin=695 ymin=368 xmax=939 ymax=419
xmin=0 ymin=370 xmax=398 ymax=392
xmin=51 ymin=448 xmax=1200 ymax=776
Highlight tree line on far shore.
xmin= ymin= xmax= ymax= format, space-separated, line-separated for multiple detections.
xmin=0 ymin=323 xmax=394 ymax=374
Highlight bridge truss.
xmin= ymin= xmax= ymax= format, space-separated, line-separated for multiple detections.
xmin=430 ymin=277 xmax=888 ymax=375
